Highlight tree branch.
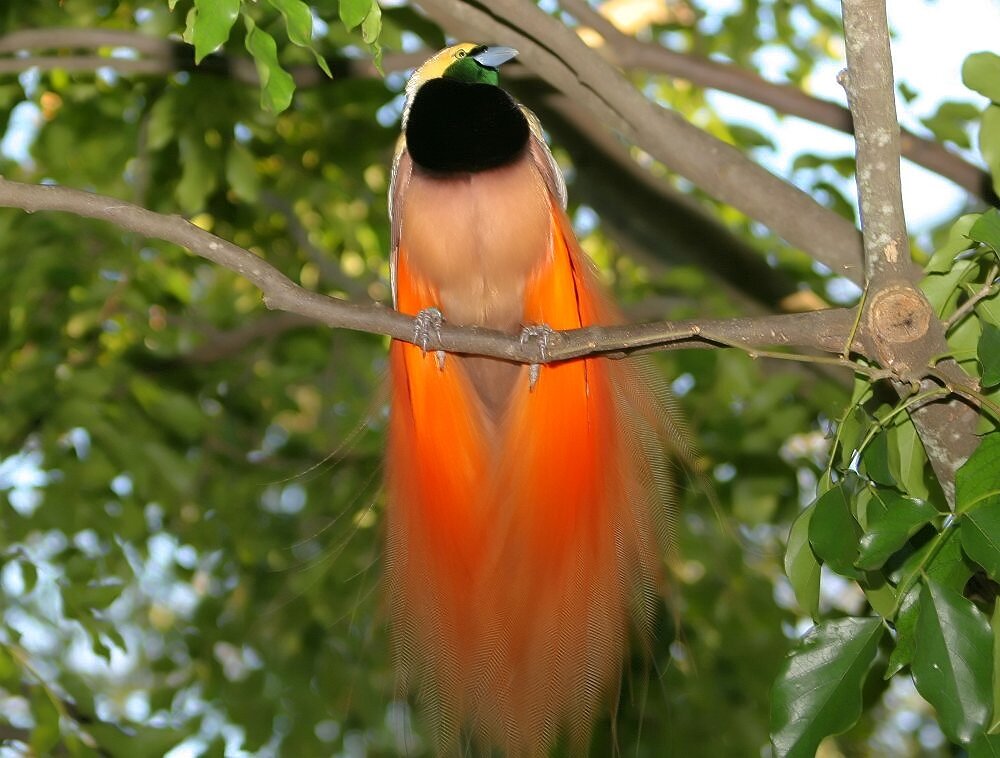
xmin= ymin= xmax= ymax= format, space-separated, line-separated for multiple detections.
xmin=0 ymin=23 xmax=866 ymax=282
xmin=840 ymin=0 xmax=981 ymax=505
xmin=515 ymin=82 xmax=823 ymax=313
xmin=558 ymin=0 xmax=993 ymax=202
xmin=414 ymin=0 xmax=867 ymax=283
xmin=0 ymin=177 xmax=862 ymax=364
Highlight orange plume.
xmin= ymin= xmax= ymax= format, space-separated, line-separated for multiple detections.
xmin=386 ymin=199 xmax=675 ymax=755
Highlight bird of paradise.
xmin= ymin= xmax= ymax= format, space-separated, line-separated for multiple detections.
xmin=385 ymin=43 xmax=684 ymax=756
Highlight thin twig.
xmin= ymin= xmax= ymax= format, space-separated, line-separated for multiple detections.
xmin=0 ymin=177 xmax=860 ymax=364
xmin=943 ymin=264 xmax=1000 ymax=332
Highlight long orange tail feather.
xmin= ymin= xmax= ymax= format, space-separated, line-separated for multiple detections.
xmin=387 ymin=201 xmax=673 ymax=755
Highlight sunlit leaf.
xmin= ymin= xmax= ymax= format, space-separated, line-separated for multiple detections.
xmin=981 ymin=106 xmax=1000 ymax=198
xmin=925 ymin=214 xmax=978 ymax=273
xmin=244 ymin=16 xmax=295 ymax=113
xmin=29 ymin=686 xmax=61 ymax=755
xmin=266 ymin=0 xmax=332 ymax=77
xmin=192 ymin=0 xmax=240 ymax=63
xmin=784 ymin=503 xmax=821 ymax=619
xmin=770 ymin=617 xmax=883 ymax=758
xmin=963 ymin=52 xmax=1000 ymax=103
xmin=340 ymin=0 xmax=372 ymax=30
xmin=970 ymin=209 xmax=1000 ymax=256
xmin=921 ymin=100 xmax=980 ymax=149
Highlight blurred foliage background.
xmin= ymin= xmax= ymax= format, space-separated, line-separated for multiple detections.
xmin=0 ymin=1 xmax=996 ymax=756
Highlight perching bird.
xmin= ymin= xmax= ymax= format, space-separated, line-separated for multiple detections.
xmin=385 ymin=43 xmax=684 ymax=756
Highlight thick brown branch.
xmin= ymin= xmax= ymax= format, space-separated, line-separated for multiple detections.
xmin=0 ymin=177 xmax=860 ymax=364
xmin=840 ymin=0 xmax=980 ymax=505
xmin=840 ymin=2 xmax=911 ymax=283
xmin=558 ymin=0 xmax=992 ymax=202
xmin=414 ymin=0 xmax=866 ymax=284
xmin=2 ymin=26 xmax=988 ymax=203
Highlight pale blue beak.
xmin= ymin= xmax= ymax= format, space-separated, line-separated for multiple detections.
xmin=472 ymin=46 xmax=519 ymax=69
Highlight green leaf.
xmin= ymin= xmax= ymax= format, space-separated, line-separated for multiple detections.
xmin=856 ymin=493 xmax=936 ymax=571
xmin=979 ymin=325 xmax=1000 ymax=388
xmin=963 ymin=52 xmax=1000 ymax=103
xmin=981 ymin=106 xmax=1000 ymax=199
xmin=784 ymin=503 xmax=821 ymax=619
xmin=886 ymin=583 xmax=921 ymax=677
xmin=266 ymin=0 xmax=332 ymax=77
xmin=770 ymin=617 xmax=883 ymax=758
xmin=956 ymin=433 xmax=1000 ymax=514
xmin=970 ymin=733 xmax=1000 ymax=757
xmin=923 ymin=259 xmax=979 ymax=317
xmin=970 ymin=209 xmax=1000 ymax=256
xmin=339 ymin=0 xmax=371 ymax=30
xmin=0 ymin=645 xmax=19 ymax=690
xmin=991 ymin=604 xmax=1000 ymax=734
xmin=361 ymin=2 xmax=382 ymax=51
xmin=192 ymin=0 xmax=241 ymax=63
xmin=862 ymin=431 xmax=894 ymax=487
xmin=887 ymin=419 xmax=929 ymax=500
xmin=226 ymin=143 xmax=260 ymax=202
xmin=925 ymin=214 xmax=978 ymax=273
xmin=19 ymin=559 xmax=38 ymax=593
xmin=837 ymin=404 xmax=869 ymax=470
xmin=921 ymin=101 xmax=980 ymax=149
xmin=146 ymin=93 xmax=177 ymax=151
xmin=176 ymin=134 xmax=218 ymax=212
xmin=30 ymin=686 xmax=61 ymax=755
xmin=912 ymin=579 xmax=993 ymax=744
xmin=809 ymin=484 xmax=863 ymax=579
xmin=244 ymin=17 xmax=295 ymax=113
xmin=963 ymin=500 xmax=1000 ymax=580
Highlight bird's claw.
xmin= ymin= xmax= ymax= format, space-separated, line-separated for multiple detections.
xmin=413 ymin=307 xmax=446 ymax=370
xmin=519 ymin=324 xmax=555 ymax=391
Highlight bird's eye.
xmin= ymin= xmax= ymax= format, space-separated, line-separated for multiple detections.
xmin=456 ymin=50 xmax=467 ymax=58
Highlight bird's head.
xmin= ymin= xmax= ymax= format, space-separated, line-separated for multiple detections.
xmin=403 ymin=43 xmax=518 ymax=123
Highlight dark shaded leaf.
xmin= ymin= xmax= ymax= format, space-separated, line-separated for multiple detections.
xmin=970 ymin=733 xmax=1000 ymax=757
xmin=991 ymin=604 xmax=1000 ymax=734
xmin=862 ymin=432 xmax=895 ymax=487
xmin=770 ymin=617 xmax=883 ymax=758
xmin=912 ymin=579 xmax=993 ymax=744
xmin=963 ymin=500 xmax=1000 ymax=580
xmin=957 ymin=433 xmax=1000 ymax=515
xmin=980 ymin=324 xmax=1000 ymax=388
xmin=856 ymin=493 xmax=937 ymax=570
xmin=809 ymin=484 xmax=863 ymax=579
xmin=886 ymin=583 xmax=921 ymax=677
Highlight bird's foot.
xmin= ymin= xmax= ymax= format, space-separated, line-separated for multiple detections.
xmin=519 ymin=324 xmax=555 ymax=391
xmin=413 ymin=307 xmax=446 ymax=370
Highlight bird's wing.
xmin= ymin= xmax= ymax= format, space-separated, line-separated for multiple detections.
xmin=388 ymin=136 xmax=413 ymax=306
